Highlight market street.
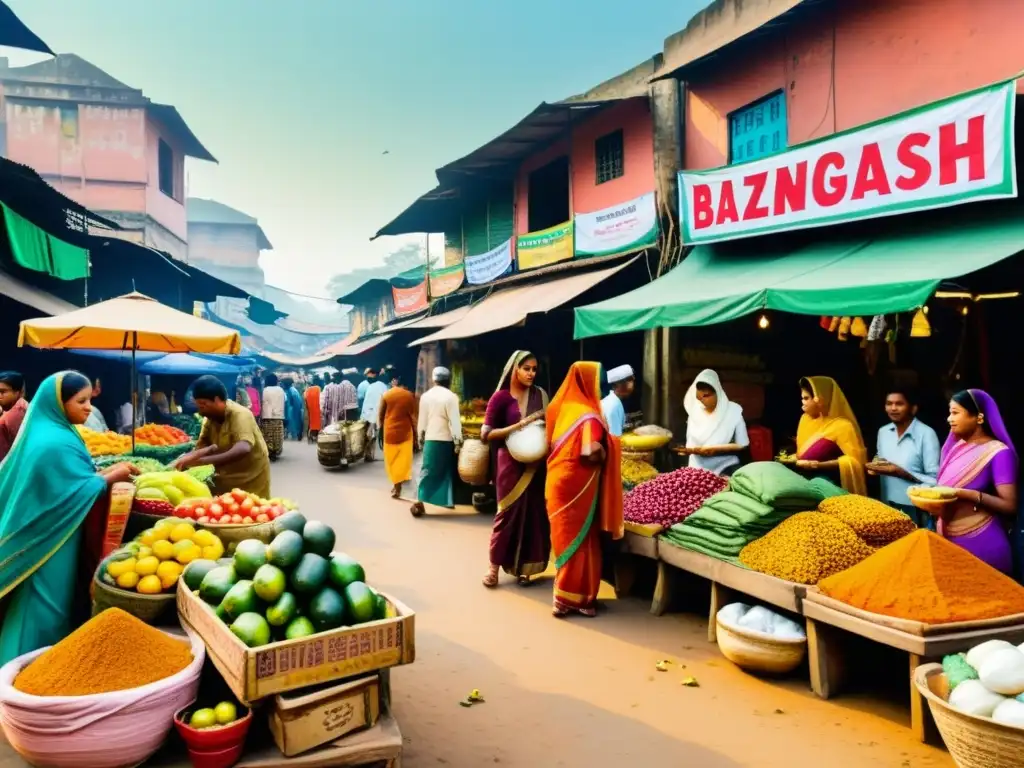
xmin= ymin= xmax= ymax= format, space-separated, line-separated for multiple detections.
xmin=266 ymin=444 xmax=952 ymax=768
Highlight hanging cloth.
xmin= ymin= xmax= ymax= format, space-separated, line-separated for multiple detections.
xmin=2 ymin=203 xmax=89 ymax=280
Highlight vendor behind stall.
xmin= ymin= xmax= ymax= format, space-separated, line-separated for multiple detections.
xmin=680 ymin=369 xmax=749 ymax=476
xmin=795 ymin=376 xmax=867 ymax=495
xmin=600 ymin=365 xmax=633 ymax=437
xmin=174 ymin=375 xmax=271 ymax=499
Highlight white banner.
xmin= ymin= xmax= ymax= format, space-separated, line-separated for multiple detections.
xmin=465 ymin=238 xmax=512 ymax=285
xmin=679 ymin=81 xmax=1017 ymax=245
xmin=575 ymin=192 xmax=658 ymax=257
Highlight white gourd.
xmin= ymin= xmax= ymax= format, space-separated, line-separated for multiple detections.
xmin=992 ymin=698 xmax=1024 ymax=727
xmin=948 ymin=679 xmax=1006 ymax=717
xmin=979 ymin=647 xmax=1024 ymax=696
xmin=966 ymin=639 xmax=1015 ymax=671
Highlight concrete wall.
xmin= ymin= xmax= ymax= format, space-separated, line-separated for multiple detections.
xmin=188 ymin=222 xmax=262 ymax=270
xmin=682 ymin=0 xmax=1024 ymax=170
xmin=514 ymin=99 xmax=656 ymax=234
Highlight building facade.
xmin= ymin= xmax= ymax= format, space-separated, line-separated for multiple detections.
xmin=0 ymin=54 xmax=215 ymax=262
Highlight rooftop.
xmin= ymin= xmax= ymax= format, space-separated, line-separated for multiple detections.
xmin=187 ymin=198 xmax=272 ymax=249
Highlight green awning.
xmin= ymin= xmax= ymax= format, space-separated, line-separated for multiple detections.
xmin=574 ymin=204 xmax=1024 ymax=339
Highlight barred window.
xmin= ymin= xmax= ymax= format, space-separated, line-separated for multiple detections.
xmin=595 ymin=129 xmax=624 ymax=184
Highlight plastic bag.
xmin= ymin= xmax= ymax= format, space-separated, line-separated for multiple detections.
xmin=0 ymin=627 xmax=205 ymax=768
xmin=717 ymin=602 xmax=806 ymax=641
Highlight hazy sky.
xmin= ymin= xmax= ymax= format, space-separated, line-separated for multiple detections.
xmin=9 ymin=0 xmax=702 ymax=299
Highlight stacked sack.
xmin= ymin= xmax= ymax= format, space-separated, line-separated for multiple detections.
xmin=660 ymin=462 xmax=836 ymax=563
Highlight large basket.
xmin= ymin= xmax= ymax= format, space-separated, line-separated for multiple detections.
xmin=715 ymin=618 xmax=807 ymax=675
xmin=341 ymin=420 xmax=368 ymax=459
xmin=622 ymin=450 xmax=655 ymax=464
xmin=123 ymin=510 xmax=173 ymax=542
xmin=317 ymin=432 xmax=343 ymax=468
xmin=458 ymin=439 xmax=490 ymax=486
xmin=915 ymin=663 xmax=1024 ymax=768
xmin=92 ymin=556 xmax=177 ymax=625
xmin=196 ymin=521 xmax=274 ymax=553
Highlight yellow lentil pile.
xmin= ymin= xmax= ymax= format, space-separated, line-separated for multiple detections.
xmin=818 ymin=495 xmax=916 ymax=547
xmin=622 ymin=458 xmax=659 ymax=486
xmin=739 ymin=512 xmax=875 ymax=584
xmin=14 ymin=608 xmax=193 ymax=696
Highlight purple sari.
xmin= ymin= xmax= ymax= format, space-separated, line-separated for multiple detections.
xmin=937 ymin=390 xmax=1019 ymax=574
xmin=485 ymin=384 xmax=550 ymax=578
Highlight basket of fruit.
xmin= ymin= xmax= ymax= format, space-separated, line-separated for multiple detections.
xmin=181 ymin=489 xmax=296 ymax=553
xmin=908 ymin=485 xmax=959 ymax=516
xmin=621 ymin=426 xmax=673 ymax=453
xmin=94 ymin=520 xmax=226 ymax=624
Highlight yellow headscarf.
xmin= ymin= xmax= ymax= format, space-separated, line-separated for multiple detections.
xmin=797 ymin=376 xmax=867 ymax=495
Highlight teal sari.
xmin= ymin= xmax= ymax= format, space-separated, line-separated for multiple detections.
xmin=0 ymin=372 xmax=107 ymax=665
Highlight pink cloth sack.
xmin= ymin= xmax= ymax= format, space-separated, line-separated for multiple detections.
xmin=0 ymin=626 xmax=205 ymax=768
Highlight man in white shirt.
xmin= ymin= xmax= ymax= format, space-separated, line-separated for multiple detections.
xmin=601 ymin=364 xmax=634 ymax=437
xmin=411 ymin=366 xmax=463 ymax=516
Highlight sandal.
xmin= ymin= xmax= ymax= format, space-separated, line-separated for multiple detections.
xmin=391 ymin=485 xmax=401 ymax=499
xmin=578 ymin=606 xmax=597 ymax=618
xmin=552 ymin=606 xmax=569 ymax=618
xmin=516 ymin=575 xmax=532 ymax=587
xmin=482 ymin=568 xmax=499 ymax=589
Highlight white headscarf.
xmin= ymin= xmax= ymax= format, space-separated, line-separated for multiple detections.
xmin=684 ymin=369 xmax=744 ymax=448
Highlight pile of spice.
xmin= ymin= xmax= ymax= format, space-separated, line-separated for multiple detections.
xmin=14 ymin=607 xmax=193 ymax=696
xmin=817 ymin=530 xmax=1024 ymax=624
xmin=738 ymin=512 xmax=874 ymax=584
xmin=818 ymin=495 xmax=917 ymax=547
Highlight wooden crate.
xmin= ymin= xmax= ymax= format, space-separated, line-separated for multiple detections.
xmin=177 ymin=583 xmax=415 ymax=704
xmin=237 ymin=712 xmax=403 ymax=768
xmin=269 ymin=674 xmax=382 ymax=757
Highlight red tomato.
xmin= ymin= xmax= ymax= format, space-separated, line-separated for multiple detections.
xmin=271 ymin=505 xmax=285 ymax=519
xmin=227 ymin=503 xmax=240 ymax=516
xmin=255 ymin=513 xmax=269 ymax=523
xmin=230 ymin=514 xmax=244 ymax=524
xmin=232 ymin=489 xmax=248 ymax=503
xmin=196 ymin=515 xmax=210 ymax=524
xmin=241 ymin=516 xmax=254 ymax=524
xmin=219 ymin=493 xmax=234 ymax=505
xmin=209 ymin=503 xmax=223 ymax=517
xmin=240 ymin=498 xmax=255 ymax=512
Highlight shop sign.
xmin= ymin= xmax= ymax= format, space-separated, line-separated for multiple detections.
xmin=679 ymin=81 xmax=1017 ymax=245
xmin=575 ymin=192 xmax=658 ymax=257
xmin=428 ymin=262 xmax=465 ymax=297
xmin=517 ymin=221 xmax=574 ymax=271
xmin=391 ymin=280 xmax=428 ymax=316
xmin=465 ymin=238 xmax=513 ymax=285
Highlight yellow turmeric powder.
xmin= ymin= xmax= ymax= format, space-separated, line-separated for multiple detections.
xmin=818 ymin=529 xmax=1024 ymax=624
xmin=14 ymin=607 xmax=192 ymax=696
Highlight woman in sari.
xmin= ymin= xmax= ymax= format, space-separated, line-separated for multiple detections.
xmin=934 ymin=389 xmax=1018 ymax=573
xmin=0 ymin=372 xmax=138 ymax=664
xmin=794 ymin=376 xmax=867 ymax=495
xmin=546 ymin=362 xmax=623 ymax=617
xmin=482 ymin=351 xmax=550 ymax=588
xmin=305 ymin=375 xmax=323 ymax=442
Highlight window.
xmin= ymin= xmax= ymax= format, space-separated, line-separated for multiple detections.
xmin=729 ymin=91 xmax=787 ymax=164
xmin=595 ymin=129 xmax=624 ymax=184
xmin=158 ymin=138 xmax=174 ymax=198
xmin=527 ymin=156 xmax=570 ymax=232
xmin=59 ymin=105 xmax=78 ymax=139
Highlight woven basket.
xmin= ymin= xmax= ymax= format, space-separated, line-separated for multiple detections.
xmin=715 ymin=619 xmax=807 ymax=675
xmin=196 ymin=521 xmax=274 ymax=554
xmin=622 ymin=450 xmax=655 ymax=464
xmin=123 ymin=510 xmax=173 ymax=542
xmin=92 ymin=556 xmax=176 ymax=625
xmin=458 ymin=439 xmax=490 ymax=486
xmin=915 ymin=663 xmax=1024 ymax=768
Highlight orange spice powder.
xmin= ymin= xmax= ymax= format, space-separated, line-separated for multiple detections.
xmin=818 ymin=529 xmax=1024 ymax=624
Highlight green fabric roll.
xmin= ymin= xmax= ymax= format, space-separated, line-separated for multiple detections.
xmin=729 ymin=461 xmax=823 ymax=510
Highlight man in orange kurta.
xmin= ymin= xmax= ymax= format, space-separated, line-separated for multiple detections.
xmin=378 ymin=371 xmax=417 ymax=499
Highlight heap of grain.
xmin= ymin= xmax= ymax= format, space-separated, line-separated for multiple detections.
xmin=739 ymin=512 xmax=874 ymax=584
xmin=818 ymin=495 xmax=916 ymax=547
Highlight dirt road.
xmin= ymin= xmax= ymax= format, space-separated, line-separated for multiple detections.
xmin=271 ymin=443 xmax=952 ymax=768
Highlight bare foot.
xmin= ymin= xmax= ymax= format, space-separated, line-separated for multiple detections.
xmin=391 ymin=484 xmax=401 ymax=499
xmin=482 ymin=566 xmax=499 ymax=588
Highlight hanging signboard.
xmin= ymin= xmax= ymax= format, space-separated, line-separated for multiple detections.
xmin=575 ymin=192 xmax=658 ymax=258
xmin=392 ymin=280 xmax=428 ymax=317
xmin=428 ymin=262 xmax=465 ymax=297
xmin=517 ymin=221 xmax=574 ymax=271
xmin=465 ymin=238 xmax=513 ymax=285
xmin=679 ymin=80 xmax=1017 ymax=245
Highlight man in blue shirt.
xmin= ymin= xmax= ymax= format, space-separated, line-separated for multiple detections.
xmin=601 ymin=364 xmax=634 ymax=437
xmin=871 ymin=389 xmax=941 ymax=529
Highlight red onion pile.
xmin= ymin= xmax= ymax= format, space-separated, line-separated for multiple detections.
xmin=623 ymin=467 xmax=728 ymax=527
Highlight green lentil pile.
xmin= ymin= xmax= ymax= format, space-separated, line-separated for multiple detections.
xmin=818 ymin=495 xmax=916 ymax=547
xmin=739 ymin=512 xmax=874 ymax=584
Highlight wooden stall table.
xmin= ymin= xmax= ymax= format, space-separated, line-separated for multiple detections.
xmin=613 ymin=526 xmax=664 ymax=613
xmin=802 ymin=589 xmax=1024 ymax=743
xmin=657 ymin=540 xmax=806 ymax=641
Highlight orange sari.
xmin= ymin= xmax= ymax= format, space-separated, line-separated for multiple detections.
xmin=545 ymin=362 xmax=623 ymax=616
xmin=304 ymin=386 xmax=322 ymax=432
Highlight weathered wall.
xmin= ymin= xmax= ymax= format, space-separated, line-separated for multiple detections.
xmin=144 ymin=117 xmax=187 ymax=242
xmin=682 ymin=0 xmax=1024 ymax=170
xmin=187 ymin=222 xmax=261 ymax=270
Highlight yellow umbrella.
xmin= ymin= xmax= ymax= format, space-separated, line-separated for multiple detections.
xmin=18 ymin=291 xmax=241 ymax=353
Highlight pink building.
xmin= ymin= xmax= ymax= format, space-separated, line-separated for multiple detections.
xmin=0 ymin=54 xmax=215 ymax=261
xmin=666 ymin=0 xmax=1024 ymax=172
xmin=186 ymin=197 xmax=270 ymax=295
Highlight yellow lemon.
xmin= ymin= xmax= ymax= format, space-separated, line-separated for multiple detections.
xmin=135 ymin=556 xmax=160 ymax=576
xmin=138 ymin=529 xmax=158 ymax=547
xmin=201 ymin=541 xmax=224 ymax=561
xmin=107 ymin=557 xmax=137 ymax=578
xmin=136 ymin=546 xmax=153 ymax=559
xmin=152 ymin=540 xmax=175 ymax=561
xmin=137 ymin=574 xmax=163 ymax=595
xmin=193 ymin=530 xmax=219 ymax=548
xmin=116 ymin=571 xmax=140 ymax=589
xmin=157 ymin=560 xmax=183 ymax=589
xmin=174 ymin=540 xmax=201 ymax=565
xmin=170 ymin=523 xmax=196 ymax=544
xmin=154 ymin=518 xmax=176 ymax=532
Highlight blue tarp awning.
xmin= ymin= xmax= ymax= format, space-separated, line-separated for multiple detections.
xmin=68 ymin=349 xmax=256 ymax=376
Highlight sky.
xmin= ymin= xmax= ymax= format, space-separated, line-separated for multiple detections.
xmin=8 ymin=0 xmax=704 ymax=300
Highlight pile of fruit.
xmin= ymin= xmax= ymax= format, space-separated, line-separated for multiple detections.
xmin=133 ymin=471 xmax=214 ymax=516
xmin=623 ymin=467 xmax=729 ymax=526
xmin=622 ymin=458 xmax=659 ymax=490
xmin=186 ymin=701 xmax=243 ymax=730
xmin=134 ymin=423 xmax=190 ymax=446
xmin=77 ymin=426 xmax=132 ymax=457
xmin=102 ymin=520 xmax=225 ymax=594
xmin=175 ymin=489 xmax=297 ymax=525
xmin=94 ymin=455 xmax=168 ymax=473
xmin=186 ymin=511 xmax=387 ymax=647
xmin=170 ymin=414 xmax=203 ymax=440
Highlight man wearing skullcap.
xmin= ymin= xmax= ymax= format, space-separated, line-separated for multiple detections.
xmin=411 ymin=367 xmax=462 ymax=515
xmin=601 ymin=364 xmax=634 ymax=437
xmin=357 ymin=367 xmax=375 ymax=412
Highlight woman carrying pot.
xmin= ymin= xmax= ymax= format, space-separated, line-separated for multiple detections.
xmin=481 ymin=351 xmax=550 ymax=589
